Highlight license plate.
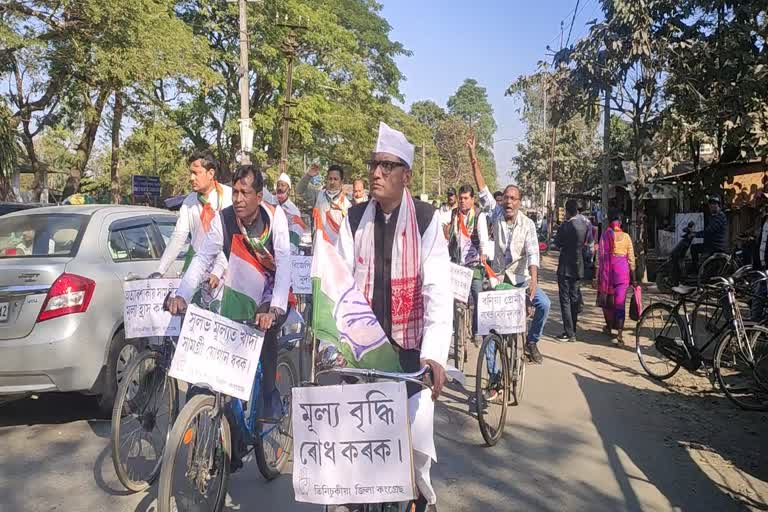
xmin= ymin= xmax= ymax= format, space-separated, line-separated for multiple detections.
xmin=0 ymin=302 xmax=8 ymax=322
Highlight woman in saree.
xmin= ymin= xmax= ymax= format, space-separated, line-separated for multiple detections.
xmin=594 ymin=211 xmax=637 ymax=344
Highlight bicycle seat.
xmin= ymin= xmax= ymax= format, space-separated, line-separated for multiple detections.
xmin=672 ymin=285 xmax=697 ymax=296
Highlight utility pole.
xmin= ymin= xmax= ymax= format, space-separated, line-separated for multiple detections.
xmin=237 ymin=0 xmax=253 ymax=165
xmin=546 ymin=22 xmax=564 ymax=240
xmin=601 ymin=86 xmax=611 ymax=227
xmin=276 ymin=17 xmax=307 ymax=175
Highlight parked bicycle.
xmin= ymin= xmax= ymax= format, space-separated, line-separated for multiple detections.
xmin=636 ymin=276 xmax=768 ymax=411
xmin=156 ymin=312 xmax=297 ymax=512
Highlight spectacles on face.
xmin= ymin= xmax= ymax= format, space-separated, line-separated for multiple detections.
xmin=366 ymin=159 xmax=404 ymax=176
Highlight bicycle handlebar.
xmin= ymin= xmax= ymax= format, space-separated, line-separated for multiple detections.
xmin=314 ymin=365 xmax=433 ymax=390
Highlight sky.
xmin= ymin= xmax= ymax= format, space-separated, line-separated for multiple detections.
xmin=379 ymin=0 xmax=604 ymax=188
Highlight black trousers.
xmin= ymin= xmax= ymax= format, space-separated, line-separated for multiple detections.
xmin=558 ymin=276 xmax=580 ymax=338
xmin=256 ymin=302 xmax=288 ymax=401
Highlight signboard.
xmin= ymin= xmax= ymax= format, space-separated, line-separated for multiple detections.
xmin=674 ymin=213 xmax=703 ymax=245
xmin=450 ymin=263 xmax=473 ymax=303
xmin=292 ymin=256 xmax=312 ymax=294
xmin=477 ymin=288 xmax=527 ymax=335
xmin=131 ymin=175 xmax=161 ymax=197
xmin=123 ymin=279 xmax=181 ymax=339
xmin=292 ymin=381 xmax=415 ymax=505
xmin=168 ymin=304 xmax=264 ymax=401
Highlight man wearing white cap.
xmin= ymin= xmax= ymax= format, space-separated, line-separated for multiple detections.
xmin=335 ymin=122 xmax=452 ymax=511
xmin=270 ymin=172 xmax=309 ymax=254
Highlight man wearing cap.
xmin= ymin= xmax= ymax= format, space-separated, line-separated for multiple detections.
xmin=351 ymin=178 xmax=368 ymax=205
xmin=270 ymin=172 xmax=309 ymax=254
xmin=336 ymin=122 xmax=451 ymax=511
xmin=691 ymin=195 xmax=729 ymax=269
xmin=297 ymin=163 xmax=351 ymax=245
xmin=439 ymin=188 xmax=457 ymax=239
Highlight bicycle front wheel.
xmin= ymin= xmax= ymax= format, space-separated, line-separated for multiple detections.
xmin=698 ymin=254 xmax=734 ymax=286
xmin=475 ymin=333 xmax=509 ymax=446
xmin=714 ymin=325 xmax=768 ymax=411
xmin=158 ymin=394 xmax=230 ymax=512
xmin=635 ymin=303 xmax=683 ymax=380
xmin=510 ymin=334 xmax=526 ymax=406
xmin=111 ymin=349 xmax=178 ymax=492
xmin=255 ymin=352 xmax=297 ymax=480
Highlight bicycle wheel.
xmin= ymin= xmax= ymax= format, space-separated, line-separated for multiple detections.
xmin=698 ymin=254 xmax=733 ymax=286
xmin=714 ymin=325 xmax=768 ymax=411
xmin=111 ymin=349 xmax=178 ymax=492
xmin=158 ymin=394 xmax=230 ymax=512
xmin=635 ymin=303 xmax=683 ymax=380
xmin=255 ymin=352 xmax=297 ymax=480
xmin=691 ymin=289 xmax=728 ymax=342
xmin=510 ymin=334 xmax=526 ymax=406
xmin=475 ymin=333 xmax=508 ymax=446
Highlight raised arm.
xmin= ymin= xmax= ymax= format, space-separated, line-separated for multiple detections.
xmin=296 ymin=164 xmax=321 ymax=206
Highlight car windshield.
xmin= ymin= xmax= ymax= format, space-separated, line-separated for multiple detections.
xmin=0 ymin=214 xmax=88 ymax=258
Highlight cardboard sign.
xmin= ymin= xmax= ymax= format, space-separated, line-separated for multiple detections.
xmin=477 ymin=288 xmax=527 ymax=335
xmin=292 ymin=381 xmax=415 ymax=505
xmin=450 ymin=263 xmax=474 ymax=303
xmin=123 ymin=279 xmax=181 ymax=339
xmin=168 ymin=304 xmax=264 ymax=401
xmin=292 ymin=255 xmax=313 ymax=294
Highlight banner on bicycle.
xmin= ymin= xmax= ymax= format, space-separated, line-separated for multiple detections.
xmin=291 ymin=255 xmax=313 ymax=294
xmin=292 ymin=381 xmax=416 ymax=505
xmin=477 ymin=288 xmax=526 ymax=335
xmin=123 ymin=278 xmax=181 ymax=339
xmin=168 ymin=304 xmax=264 ymax=401
xmin=450 ymin=263 xmax=473 ymax=303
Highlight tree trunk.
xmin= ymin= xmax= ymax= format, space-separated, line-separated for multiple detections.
xmin=62 ymin=88 xmax=110 ymax=197
xmin=110 ymin=90 xmax=124 ymax=204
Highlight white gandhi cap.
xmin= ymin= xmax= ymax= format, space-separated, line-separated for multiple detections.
xmin=277 ymin=172 xmax=291 ymax=188
xmin=375 ymin=122 xmax=415 ymax=168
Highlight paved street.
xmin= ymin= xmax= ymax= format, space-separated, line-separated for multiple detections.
xmin=1 ymin=256 xmax=766 ymax=512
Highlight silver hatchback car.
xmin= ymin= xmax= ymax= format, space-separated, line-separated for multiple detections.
xmin=0 ymin=205 xmax=186 ymax=411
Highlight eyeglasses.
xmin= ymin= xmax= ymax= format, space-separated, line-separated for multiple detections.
xmin=366 ymin=159 xmax=405 ymax=176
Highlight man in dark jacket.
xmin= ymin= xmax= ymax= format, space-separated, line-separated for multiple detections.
xmin=555 ymin=199 xmax=588 ymax=342
xmin=692 ymin=196 xmax=729 ymax=268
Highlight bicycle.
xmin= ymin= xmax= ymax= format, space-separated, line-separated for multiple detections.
xmin=450 ymin=299 xmax=472 ymax=373
xmin=111 ymin=277 xmax=221 ymax=492
xmin=156 ymin=315 xmax=297 ymax=512
xmin=636 ymin=277 xmax=768 ymax=411
xmin=475 ymin=329 xmax=527 ymax=446
xmin=696 ymin=235 xmax=753 ymax=287
xmin=314 ymin=365 xmax=434 ymax=512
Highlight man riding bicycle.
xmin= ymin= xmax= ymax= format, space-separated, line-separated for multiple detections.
xmin=336 ymin=122 xmax=451 ymax=511
xmin=168 ymin=164 xmax=292 ymax=471
xmin=447 ymin=184 xmax=490 ymax=345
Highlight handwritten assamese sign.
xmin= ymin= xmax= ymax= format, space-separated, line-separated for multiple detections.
xmin=292 ymin=381 xmax=416 ymax=505
xmin=168 ymin=304 xmax=264 ymax=401
xmin=292 ymin=255 xmax=312 ymax=294
xmin=450 ymin=263 xmax=473 ymax=303
xmin=477 ymin=287 xmax=527 ymax=335
xmin=123 ymin=278 xmax=181 ymax=339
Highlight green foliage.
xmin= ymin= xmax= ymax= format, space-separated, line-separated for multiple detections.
xmin=0 ymin=103 xmax=18 ymax=199
xmin=447 ymin=78 xmax=497 ymax=148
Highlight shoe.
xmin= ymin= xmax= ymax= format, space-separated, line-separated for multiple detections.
xmin=602 ymin=326 xmax=612 ymax=336
xmin=525 ymin=342 xmax=544 ymax=364
xmin=555 ymin=333 xmax=571 ymax=343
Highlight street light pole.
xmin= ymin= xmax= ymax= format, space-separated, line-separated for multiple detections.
xmin=237 ymin=0 xmax=251 ymax=165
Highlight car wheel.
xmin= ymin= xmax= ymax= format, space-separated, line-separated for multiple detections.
xmin=98 ymin=329 xmax=142 ymax=414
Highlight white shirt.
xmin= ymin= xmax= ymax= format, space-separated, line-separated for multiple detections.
xmin=176 ymin=204 xmax=292 ymax=313
xmin=156 ymin=186 xmax=232 ymax=277
xmin=492 ymin=211 xmax=540 ymax=285
xmin=336 ymin=207 xmax=452 ymax=465
xmin=453 ymin=209 xmax=491 ymax=266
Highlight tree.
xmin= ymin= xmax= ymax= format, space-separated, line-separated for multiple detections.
xmin=0 ymin=103 xmax=19 ymax=200
xmin=447 ymin=78 xmax=498 ymax=148
xmin=410 ymin=100 xmax=446 ymax=133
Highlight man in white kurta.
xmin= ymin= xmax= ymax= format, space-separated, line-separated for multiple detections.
xmin=156 ymin=150 xmax=231 ymax=279
xmin=297 ymin=163 xmax=351 ymax=245
xmin=335 ymin=122 xmax=452 ymax=510
xmin=268 ymin=172 xmax=310 ymax=254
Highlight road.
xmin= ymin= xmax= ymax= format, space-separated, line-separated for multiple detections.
xmin=1 ymin=256 xmax=766 ymax=511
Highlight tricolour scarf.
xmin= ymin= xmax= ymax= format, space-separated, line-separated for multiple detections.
xmin=315 ymin=189 xmax=349 ymax=242
xmin=450 ymin=207 xmax=477 ymax=265
xmin=353 ymin=189 xmax=423 ymax=351
xmin=198 ymin=181 xmax=225 ymax=233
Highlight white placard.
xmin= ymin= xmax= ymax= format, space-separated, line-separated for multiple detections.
xmin=675 ymin=213 xmax=704 ymax=245
xmin=292 ymin=381 xmax=415 ymax=505
xmin=123 ymin=279 xmax=181 ymax=339
xmin=477 ymin=288 xmax=527 ymax=335
xmin=168 ymin=304 xmax=264 ymax=401
xmin=450 ymin=263 xmax=474 ymax=303
xmin=292 ymin=255 xmax=313 ymax=294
